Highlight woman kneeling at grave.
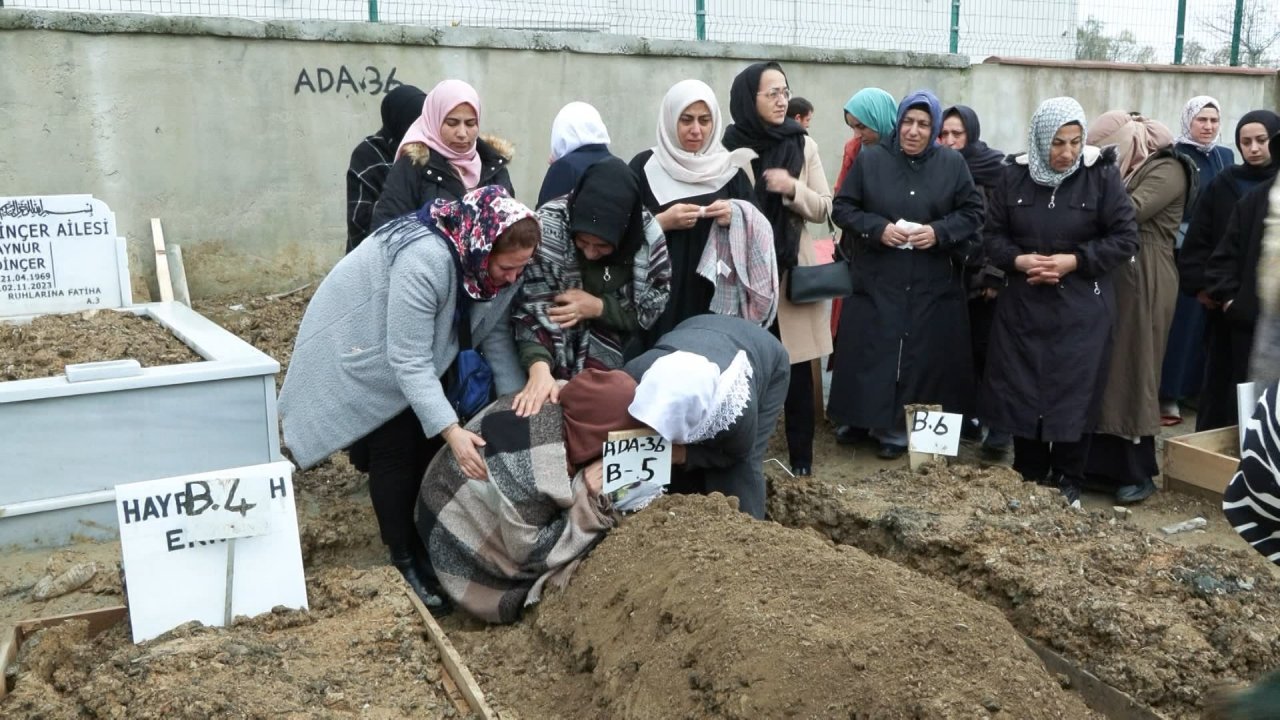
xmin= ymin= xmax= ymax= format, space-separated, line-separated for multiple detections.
xmin=419 ymin=315 xmax=788 ymax=621
xmin=278 ymin=185 xmax=539 ymax=612
xmin=416 ymin=367 xmax=640 ymax=623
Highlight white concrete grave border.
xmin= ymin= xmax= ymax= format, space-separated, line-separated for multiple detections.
xmin=0 ymin=302 xmax=282 ymax=549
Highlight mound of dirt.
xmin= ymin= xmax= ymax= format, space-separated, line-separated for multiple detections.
xmin=768 ymin=462 xmax=1280 ymax=719
xmin=0 ymin=310 xmax=201 ymax=380
xmin=455 ymin=493 xmax=1097 ymax=719
xmin=196 ymin=288 xmax=312 ymax=385
xmin=3 ymin=566 xmax=454 ymax=719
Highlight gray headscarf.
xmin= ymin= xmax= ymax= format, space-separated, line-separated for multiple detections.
xmin=1175 ymin=95 xmax=1221 ymax=154
xmin=1028 ymin=97 xmax=1088 ymax=188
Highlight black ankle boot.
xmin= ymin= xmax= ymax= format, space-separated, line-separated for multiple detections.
xmin=390 ymin=545 xmax=451 ymax=615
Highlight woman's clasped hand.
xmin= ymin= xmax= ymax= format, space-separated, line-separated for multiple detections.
xmin=1014 ymin=253 xmax=1079 ymax=285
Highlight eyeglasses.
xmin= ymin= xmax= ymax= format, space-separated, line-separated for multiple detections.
xmin=757 ymin=87 xmax=792 ymax=102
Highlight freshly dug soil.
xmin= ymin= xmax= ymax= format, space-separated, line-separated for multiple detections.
xmin=196 ymin=289 xmax=312 ymax=388
xmin=2 ymin=566 xmax=455 ymax=719
xmin=452 ymin=493 xmax=1098 ymax=719
xmin=768 ymin=462 xmax=1280 ymax=719
xmin=0 ymin=310 xmax=201 ymax=380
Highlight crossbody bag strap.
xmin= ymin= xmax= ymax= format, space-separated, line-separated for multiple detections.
xmin=454 ymin=294 xmax=474 ymax=351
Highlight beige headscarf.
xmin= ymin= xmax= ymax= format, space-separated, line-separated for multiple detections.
xmin=1086 ymin=111 xmax=1175 ymax=181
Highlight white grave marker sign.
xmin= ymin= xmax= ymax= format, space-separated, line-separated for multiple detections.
xmin=908 ymin=409 xmax=964 ymax=456
xmin=115 ymin=461 xmax=308 ymax=643
xmin=0 ymin=194 xmax=131 ymax=317
xmin=603 ymin=428 xmax=672 ymax=512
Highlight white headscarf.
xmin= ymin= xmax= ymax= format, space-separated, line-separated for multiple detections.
xmin=1027 ymin=97 xmax=1088 ymax=188
xmin=628 ymin=350 xmax=753 ymax=445
xmin=1175 ymin=95 xmax=1222 ymax=154
xmin=643 ymin=79 xmax=755 ymax=206
xmin=549 ymin=102 xmax=611 ymax=162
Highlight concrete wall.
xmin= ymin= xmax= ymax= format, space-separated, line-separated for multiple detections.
xmin=1 ymin=10 xmax=1275 ymax=298
xmin=18 ymin=0 xmax=1081 ymax=58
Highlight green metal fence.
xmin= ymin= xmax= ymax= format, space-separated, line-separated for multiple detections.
xmin=5 ymin=0 xmax=1277 ymax=66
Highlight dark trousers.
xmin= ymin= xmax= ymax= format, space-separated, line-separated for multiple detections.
xmin=1012 ymin=434 xmax=1092 ymax=485
xmin=349 ymin=407 xmax=445 ymax=550
xmin=1085 ymin=433 xmax=1157 ymax=488
xmin=785 ymin=360 xmax=814 ymax=466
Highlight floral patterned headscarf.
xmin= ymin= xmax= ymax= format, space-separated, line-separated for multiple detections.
xmin=418 ymin=185 xmax=536 ymax=300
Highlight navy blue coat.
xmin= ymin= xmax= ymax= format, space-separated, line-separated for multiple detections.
xmin=536 ymin=144 xmax=615 ymax=207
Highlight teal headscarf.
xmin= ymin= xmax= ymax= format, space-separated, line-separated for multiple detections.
xmin=843 ymin=88 xmax=898 ymax=142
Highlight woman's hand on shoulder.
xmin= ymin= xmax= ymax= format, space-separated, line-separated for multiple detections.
xmin=513 ymin=362 xmax=560 ymax=417
xmin=443 ymin=423 xmax=488 ymax=479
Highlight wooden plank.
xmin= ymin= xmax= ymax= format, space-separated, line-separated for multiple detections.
xmin=1163 ymin=426 xmax=1238 ymax=496
xmin=904 ymin=404 xmax=943 ymax=470
xmin=1021 ymin=635 xmax=1163 ymax=720
xmin=1163 ymin=476 xmax=1229 ymax=503
xmin=404 ymin=588 xmax=496 ymax=720
xmin=2 ymin=605 xmax=127 ymax=701
xmin=14 ymin=605 xmax=128 ymax=637
xmin=150 ymin=218 xmax=175 ymax=303
xmin=438 ymin=661 xmax=476 ymax=716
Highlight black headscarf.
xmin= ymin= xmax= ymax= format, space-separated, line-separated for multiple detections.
xmin=722 ymin=62 xmax=807 ymax=271
xmin=944 ymin=105 xmax=1006 ymax=188
xmin=1226 ymin=110 xmax=1280 ymax=183
xmin=379 ymin=85 xmax=427 ymax=148
xmin=568 ymin=156 xmax=646 ymax=266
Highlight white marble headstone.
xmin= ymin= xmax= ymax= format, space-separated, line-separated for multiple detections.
xmin=0 ymin=194 xmax=132 ymax=317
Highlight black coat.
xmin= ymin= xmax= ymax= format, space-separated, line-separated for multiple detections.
xmin=1207 ymin=179 xmax=1275 ymax=331
xmin=370 ymin=138 xmax=513 ymax=231
xmin=1195 ymin=179 xmax=1277 ymax=429
xmin=1179 ymin=169 xmax=1272 ymax=294
xmin=827 ymin=142 xmax=985 ymax=430
xmin=628 ymin=149 xmax=754 ymax=345
xmin=977 ymin=148 xmax=1139 ymax=442
xmin=345 ymin=134 xmax=396 ymax=253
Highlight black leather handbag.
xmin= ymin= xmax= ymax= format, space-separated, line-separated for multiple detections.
xmin=786 ymin=221 xmax=853 ymax=304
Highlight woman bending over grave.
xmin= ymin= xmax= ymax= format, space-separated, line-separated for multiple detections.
xmin=418 ymin=314 xmax=789 ymax=622
xmin=417 ymin=367 xmax=640 ymax=623
xmin=370 ymin=79 xmax=515 ymax=232
xmin=624 ymin=314 xmax=791 ymax=520
xmin=509 ymin=157 xmax=671 ymax=418
xmin=279 ymin=185 xmax=539 ymax=613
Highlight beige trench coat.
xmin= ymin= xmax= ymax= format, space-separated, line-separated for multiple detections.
xmin=775 ymin=136 xmax=835 ymax=364
xmin=1096 ymin=153 xmax=1186 ymax=438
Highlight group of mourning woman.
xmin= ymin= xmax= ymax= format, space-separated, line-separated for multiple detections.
xmin=288 ymin=64 xmax=1280 ymax=617
xmin=287 ymin=63 xmax=811 ymax=614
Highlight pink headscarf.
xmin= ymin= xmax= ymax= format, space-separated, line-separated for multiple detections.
xmin=396 ymin=79 xmax=483 ymax=189
xmin=1087 ymin=111 xmax=1175 ymax=181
